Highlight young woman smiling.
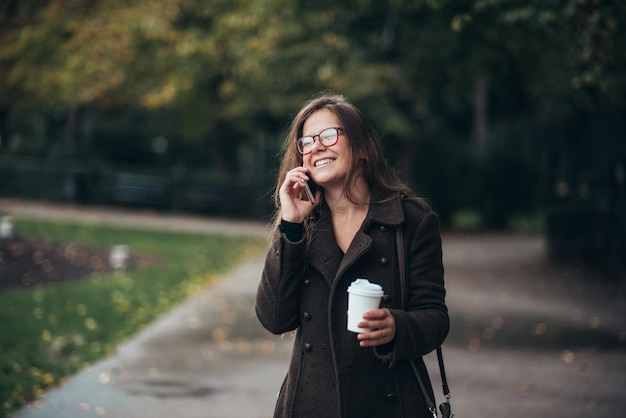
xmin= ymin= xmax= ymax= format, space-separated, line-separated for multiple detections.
xmin=256 ymin=93 xmax=449 ymax=418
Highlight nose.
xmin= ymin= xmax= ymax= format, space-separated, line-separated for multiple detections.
xmin=310 ymin=134 xmax=327 ymax=153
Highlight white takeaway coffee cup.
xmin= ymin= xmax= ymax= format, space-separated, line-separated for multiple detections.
xmin=347 ymin=279 xmax=384 ymax=333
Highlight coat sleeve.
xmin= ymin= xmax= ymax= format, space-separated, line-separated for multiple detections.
xmin=376 ymin=209 xmax=449 ymax=367
xmin=255 ymin=227 xmax=307 ymax=334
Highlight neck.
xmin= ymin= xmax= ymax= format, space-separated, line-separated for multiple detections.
xmin=324 ymin=175 xmax=371 ymax=217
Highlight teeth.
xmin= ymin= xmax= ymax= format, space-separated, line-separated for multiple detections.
xmin=315 ymin=159 xmax=334 ymax=167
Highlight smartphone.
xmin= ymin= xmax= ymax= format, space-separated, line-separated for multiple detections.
xmin=302 ymin=164 xmax=317 ymax=204
xmin=303 ymin=179 xmax=316 ymax=204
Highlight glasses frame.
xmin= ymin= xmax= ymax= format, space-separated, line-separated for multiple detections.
xmin=296 ymin=127 xmax=343 ymax=155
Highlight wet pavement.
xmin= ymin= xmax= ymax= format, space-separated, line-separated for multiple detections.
xmin=3 ymin=199 xmax=626 ymax=418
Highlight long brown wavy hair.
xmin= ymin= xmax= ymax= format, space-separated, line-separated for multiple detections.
xmin=272 ymin=93 xmax=414 ymax=229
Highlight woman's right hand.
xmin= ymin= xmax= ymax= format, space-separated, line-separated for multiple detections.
xmin=279 ymin=167 xmax=320 ymax=223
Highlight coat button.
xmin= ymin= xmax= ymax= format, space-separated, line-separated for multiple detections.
xmin=385 ymin=393 xmax=397 ymax=402
xmin=303 ymin=312 xmax=312 ymax=321
xmin=303 ymin=278 xmax=311 ymax=287
xmin=379 ymin=257 xmax=389 ymax=266
xmin=378 ymin=225 xmax=388 ymax=232
xmin=304 ymin=343 xmax=313 ymax=353
xmin=382 ymin=295 xmax=391 ymax=304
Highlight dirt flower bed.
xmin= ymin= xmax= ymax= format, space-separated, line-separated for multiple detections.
xmin=0 ymin=235 xmax=156 ymax=291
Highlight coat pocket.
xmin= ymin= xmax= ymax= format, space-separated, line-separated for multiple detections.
xmin=340 ymin=362 xmax=403 ymax=417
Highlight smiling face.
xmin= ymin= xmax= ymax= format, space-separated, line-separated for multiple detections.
xmin=301 ymin=108 xmax=353 ymax=190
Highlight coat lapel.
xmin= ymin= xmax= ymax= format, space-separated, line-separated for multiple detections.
xmin=307 ymin=207 xmax=342 ymax=287
xmin=336 ymin=230 xmax=373 ymax=281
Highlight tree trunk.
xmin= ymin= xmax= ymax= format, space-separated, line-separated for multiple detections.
xmin=66 ymin=104 xmax=79 ymax=152
xmin=473 ymin=78 xmax=488 ymax=152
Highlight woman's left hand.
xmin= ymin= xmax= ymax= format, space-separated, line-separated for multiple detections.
xmin=357 ymin=308 xmax=396 ymax=347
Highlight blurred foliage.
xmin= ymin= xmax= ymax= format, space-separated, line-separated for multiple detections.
xmin=0 ymin=0 xmax=625 ymax=233
xmin=450 ymin=208 xmax=485 ymax=233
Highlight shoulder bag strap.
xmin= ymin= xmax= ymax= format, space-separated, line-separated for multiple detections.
xmin=396 ymin=226 xmax=451 ymax=417
xmin=437 ymin=347 xmax=450 ymax=401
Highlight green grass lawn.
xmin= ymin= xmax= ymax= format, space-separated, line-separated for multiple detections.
xmin=0 ymin=218 xmax=266 ymax=416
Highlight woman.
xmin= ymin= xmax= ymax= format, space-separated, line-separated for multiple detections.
xmin=256 ymin=94 xmax=449 ymax=418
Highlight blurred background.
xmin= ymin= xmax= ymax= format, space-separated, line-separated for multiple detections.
xmin=1 ymin=0 xmax=625 ymax=275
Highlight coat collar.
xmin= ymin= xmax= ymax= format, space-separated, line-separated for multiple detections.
xmin=306 ymin=187 xmax=405 ymax=286
xmin=362 ymin=187 xmax=405 ymax=231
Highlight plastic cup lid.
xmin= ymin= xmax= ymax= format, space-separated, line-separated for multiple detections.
xmin=347 ymin=278 xmax=384 ymax=297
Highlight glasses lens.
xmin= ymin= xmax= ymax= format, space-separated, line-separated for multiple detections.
xmin=298 ymin=137 xmax=314 ymax=154
xmin=297 ymin=128 xmax=339 ymax=154
xmin=319 ymin=128 xmax=338 ymax=146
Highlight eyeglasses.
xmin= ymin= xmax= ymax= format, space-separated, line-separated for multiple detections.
xmin=296 ymin=127 xmax=343 ymax=155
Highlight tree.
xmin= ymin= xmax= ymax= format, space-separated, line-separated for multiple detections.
xmin=1 ymin=1 xmax=238 ymax=161
xmin=1 ymin=0 xmax=624 ymax=230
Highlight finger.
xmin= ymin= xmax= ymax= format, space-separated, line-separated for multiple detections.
xmin=282 ymin=173 xmax=303 ymax=187
xmin=357 ymin=330 xmax=391 ymax=347
xmin=358 ymin=327 xmax=387 ymax=339
xmin=282 ymin=176 xmax=306 ymax=194
xmin=362 ymin=308 xmax=388 ymax=320
xmin=284 ymin=178 xmax=310 ymax=195
xmin=287 ymin=167 xmax=309 ymax=179
xmin=357 ymin=320 xmax=388 ymax=333
xmin=357 ymin=318 xmax=376 ymax=328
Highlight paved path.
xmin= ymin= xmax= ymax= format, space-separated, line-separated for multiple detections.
xmin=12 ymin=253 xmax=289 ymax=418
xmin=3 ymin=200 xmax=626 ymax=418
xmin=0 ymin=199 xmax=269 ymax=238
xmin=434 ymin=234 xmax=626 ymax=417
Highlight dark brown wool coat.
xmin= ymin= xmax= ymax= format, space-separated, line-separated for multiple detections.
xmin=256 ymin=189 xmax=449 ymax=418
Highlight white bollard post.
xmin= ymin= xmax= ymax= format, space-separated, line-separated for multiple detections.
xmin=109 ymin=244 xmax=130 ymax=270
xmin=0 ymin=216 xmax=13 ymax=239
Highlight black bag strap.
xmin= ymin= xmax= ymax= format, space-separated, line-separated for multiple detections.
xmin=396 ymin=226 xmax=452 ymax=417
xmin=437 ymin=347 xmax=450 ymax=401
xmin=409 ymin=357 xmax=438 ymax=418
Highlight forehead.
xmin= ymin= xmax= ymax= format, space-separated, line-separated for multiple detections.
xmin=302 ymin=109 xmax=340 ymax=136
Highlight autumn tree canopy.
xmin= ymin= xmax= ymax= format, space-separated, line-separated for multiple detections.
xmin=1 ymin=0 xmax=624 ymax=226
